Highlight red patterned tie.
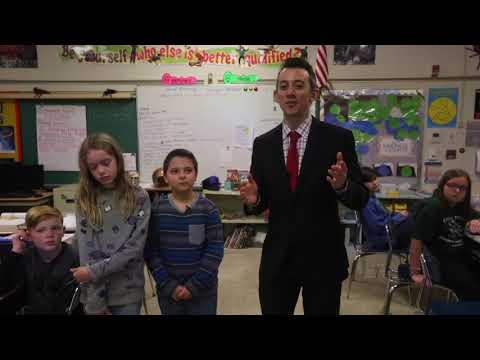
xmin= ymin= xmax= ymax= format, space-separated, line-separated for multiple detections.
xmin=287 ymin=131 xmax=301 ymax=191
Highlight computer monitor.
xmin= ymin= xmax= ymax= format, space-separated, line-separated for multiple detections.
xmin=0 ymin=163 xmax=44 ymax=192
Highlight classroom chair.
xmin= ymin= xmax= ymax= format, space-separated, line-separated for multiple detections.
xmin=384 ymin=244 xmax=460 ymax=315
xmin=419 ymin=247 xmax=459 ymax=315
xmin=0 ymin=285 xmax=22 ymax=315
xmin=66 ymin=285 xmax=82 ymax=315
xmin=0 ymin=282 xmax=84 ymax=315
xmin=382 ymin=222 xmax=416 ymax=315
xmin=347 ymin=214 xmax=406 ymax=299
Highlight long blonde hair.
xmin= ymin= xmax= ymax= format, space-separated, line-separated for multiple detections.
xmin=77 ymin=133 xmax=136 ymax=226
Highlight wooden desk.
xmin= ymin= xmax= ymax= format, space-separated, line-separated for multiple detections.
xmin=0 ymin=192 xmax=53 ymax=213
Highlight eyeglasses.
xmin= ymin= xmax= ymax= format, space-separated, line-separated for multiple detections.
xmin=445 ymin=183 xmax=468 ymax=192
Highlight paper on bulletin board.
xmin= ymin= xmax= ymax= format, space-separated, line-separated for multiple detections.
xmin=427 ymin=88 xmax=459 ymax=128
xmin=466 ymin=119 xmax=480 ymax=147
xmin=123 ymin=153 xmax=137 ymax=171
xmin=36 ymin=105 xmax=87 ymax=171
xmin=424 ymin=161 xmax=443 ymax=184
xmin=378 ymin=136 xmax=415 ymax=157
xmin=233 ymin=124 xmax=253 ymax=149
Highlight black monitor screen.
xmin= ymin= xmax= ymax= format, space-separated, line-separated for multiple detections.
xmin=0 ymin=164 xmax=44 ymax=192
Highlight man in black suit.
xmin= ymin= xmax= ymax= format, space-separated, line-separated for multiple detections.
xmin=239 ymin=57 xmax=369 ymax=315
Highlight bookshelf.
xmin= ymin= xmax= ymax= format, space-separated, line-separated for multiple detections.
xmin=203 ymin=188 xmax=267 ymax=248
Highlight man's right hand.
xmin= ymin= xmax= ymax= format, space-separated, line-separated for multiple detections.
xmin=239 ymin=174 xmax=258 ymax=205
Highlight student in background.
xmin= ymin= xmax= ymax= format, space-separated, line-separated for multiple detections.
xmin=145 ymin=149 xmax=224 ymax=315
xmin=72 ymin=133 xmax=151 ymax=315
xmin=0 ymin=206 xmax=81 ymax=314
xmin=152 ymin=167 xmax=167 ymax=188
xmin=409 ymin=169 xmax=480 ymax=301
xmin=239 ymin=57 xmax=369 ymax=315
xmin=360 ymin=166 xmax=414 ymax=250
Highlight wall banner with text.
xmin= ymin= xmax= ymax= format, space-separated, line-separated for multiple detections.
xmin=59 ymin=45 xmax=308 ymax=67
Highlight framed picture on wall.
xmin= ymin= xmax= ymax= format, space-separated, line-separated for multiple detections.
xmin=0 ymin=100 xmax=22 ymax=161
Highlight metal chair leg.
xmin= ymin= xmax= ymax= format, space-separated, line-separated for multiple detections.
xmin=347 ymin=253 xmax=362 ymax=299
xmin=385 ymin=251 xmax=393 ymax=278
xmin=383 ymin=281 xmax=399 ymax=315
xmin=407 ymin=285 xmax=413 ymax=306
xmin=384 ymin=281 xmax=411 ymax=315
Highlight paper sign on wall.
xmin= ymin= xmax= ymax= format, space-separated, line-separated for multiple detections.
xmin=36 ymin=105 xmax=87 ymax=171
xmin=123 ymin=153 xmax=137 ymax=171
xmin=378 ymin=137 xmax=415 ymax=157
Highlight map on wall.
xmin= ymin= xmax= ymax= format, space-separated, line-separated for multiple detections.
xmin=323 ymin=89 xmax=424 ymax=180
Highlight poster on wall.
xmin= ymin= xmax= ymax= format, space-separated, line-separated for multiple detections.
xmin=36 ymin=105 xmax=87 ymax=171
xmin=0 ymin=45 xmax=38 ymax=68
xmin=466 ymin=119 xmax=480 ymax=147
xmin=0 ymin=101 xmax=22 ymax=161
xmin=59 ymin=45 xmax=307 ymax=67
xmin=333 ymin=45 xmax=376 ymax=65
xmin=424 ymin=161 xmax=443 ymax=184
xmin=323 ymin=89 xmax=423 ymax=185
xmin=427 ymin=88 xmax=459 ymax=128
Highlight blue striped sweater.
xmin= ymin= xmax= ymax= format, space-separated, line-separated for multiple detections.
xmin=144 ymin=193 xmax=224 ymax=298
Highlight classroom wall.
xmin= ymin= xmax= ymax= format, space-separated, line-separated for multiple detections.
xmin=0 ymin=45 xmax=471 ymax=86
xmin=1 ymin=45 xmax=479 ymax=191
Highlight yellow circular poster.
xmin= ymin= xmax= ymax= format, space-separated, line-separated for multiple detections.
xmin=428 ymin=97 xmax=457 ymax=126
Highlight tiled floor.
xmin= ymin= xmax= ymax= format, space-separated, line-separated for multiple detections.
xmin=142 ymin=246 xmax=419 ymax=315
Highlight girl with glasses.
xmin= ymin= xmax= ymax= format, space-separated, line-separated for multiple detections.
xmin=409 ymin=169 xmax=480 ymax=300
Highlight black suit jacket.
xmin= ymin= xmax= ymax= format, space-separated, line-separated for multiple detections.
xmin=249 ymin=117 xmax=369 ymax=285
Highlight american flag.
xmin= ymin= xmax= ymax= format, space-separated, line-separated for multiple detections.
xmin=315 ymin=45 xmax=330 ymax=89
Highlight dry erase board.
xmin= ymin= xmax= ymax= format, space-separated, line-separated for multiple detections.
xmin=137 ymin=85 xmax=286 ymax=185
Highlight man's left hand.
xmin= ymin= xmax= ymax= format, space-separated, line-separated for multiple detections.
xmin=327 ymin=152 xmax=348 ymax=190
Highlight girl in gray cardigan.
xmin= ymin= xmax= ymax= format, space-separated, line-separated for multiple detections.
xmin=71 ymin=133 xmax=151 ymax=315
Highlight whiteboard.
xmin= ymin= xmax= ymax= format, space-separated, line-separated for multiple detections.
xmin=137 ymin=85 xmax=285 ymax=185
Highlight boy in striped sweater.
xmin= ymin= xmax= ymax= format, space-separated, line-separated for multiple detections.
xmin=144 ymin=149 xmax=224 ymax=315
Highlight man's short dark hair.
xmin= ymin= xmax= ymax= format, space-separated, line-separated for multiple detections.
xmin=276 ymin=57 xmax=317 ymax=93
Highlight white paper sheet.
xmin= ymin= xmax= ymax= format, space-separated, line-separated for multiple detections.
xmin=36 ymin=105 xmax=87 ymax=171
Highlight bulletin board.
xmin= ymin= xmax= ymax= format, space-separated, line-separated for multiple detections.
xmin=0 ymin=100 xmax=22 ymax=161
xmin=323 ymin=89 xmax=424 ymax=187
xmin=19 ymin=99 xmax=137 ymax=185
